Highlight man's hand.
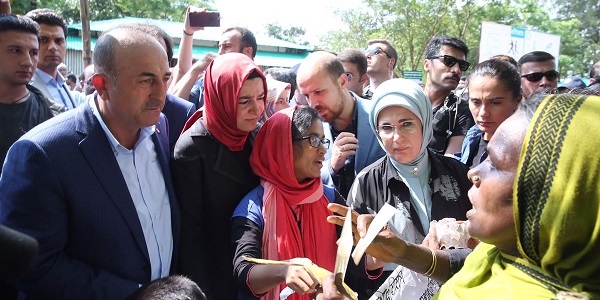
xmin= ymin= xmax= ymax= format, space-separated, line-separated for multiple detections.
xmin=183 ymin=6 xmax=207 ymax=34
xmin=330 ymin=133 xmax=358 ymax=173
xmin=191 ymin=52 xmax=217 ymax=74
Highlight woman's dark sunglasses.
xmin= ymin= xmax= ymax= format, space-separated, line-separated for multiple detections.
xmin=521 ymin=70 xmax=559 ymax=82
xmin=429 ymin=55 xmax=470 ymax=71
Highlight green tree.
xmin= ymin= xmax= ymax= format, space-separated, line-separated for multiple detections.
xmin=554 ymin=0 xmax=600 ymax=75
xmin=322 ymin=0 xmax=598 ymax=77
xmin=320 ymin=0 xmax=498 ymax=76
xmin=266 ymin=23 xmax=310 ymax=46
xmin=10 ymin=0 xmax=214 ymax=23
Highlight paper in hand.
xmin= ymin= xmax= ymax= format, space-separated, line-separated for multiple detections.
xmin=351 ymin=203 xmax=397 ymax=265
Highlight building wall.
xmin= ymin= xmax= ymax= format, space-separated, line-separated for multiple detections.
xmin=64 ymin=49 xmax=85 ymax=78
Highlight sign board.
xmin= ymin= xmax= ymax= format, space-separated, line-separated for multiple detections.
xmin=403 ymin=70 xmax=423 ymax=80
xmin=479 ymin=21 xmax=561 ymax=67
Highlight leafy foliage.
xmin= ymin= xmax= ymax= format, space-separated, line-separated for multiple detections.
xmin=266 ymin=23 xmax=310 ymax=46
xmin=319 ymin=0 xmax=599 ymax=76
xmin=10 ymin=0 xmax=214 ymax=23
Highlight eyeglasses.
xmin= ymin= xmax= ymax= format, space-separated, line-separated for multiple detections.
xmin=294 ymin=135 xmax=330 ymax=149
xmin=429 ymin=55 xmax=470 ymax=72
xmin=377 ymin=123 xmax=418 ymax=136
xmin=364 ymin=47 xmax=391 ymax=59
xmin=85 ymin=80 xmax=93 ymax=87
xmin=521 ymin=70 xmax=559 ymax=82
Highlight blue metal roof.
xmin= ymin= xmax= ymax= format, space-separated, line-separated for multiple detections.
xmin=68 ymin=17 xmax=312 ymax=50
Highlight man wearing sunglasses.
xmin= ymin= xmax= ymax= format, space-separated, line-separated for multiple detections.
xmin=517 ymin=51 xmax=559 ymax=98
xmin=363 ymin=39 xmax=398 ymax=99
xmin=587 ymin=60 xmax=600 ymax=92
xmin=337 ymin=48 xmax=369 ymax=98
xmin=424 ymin=36 xmax=475 ymax=156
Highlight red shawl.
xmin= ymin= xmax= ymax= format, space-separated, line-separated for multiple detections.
xmin=250 ymin=106 xmax=337 ymax=300
xmin=182 ymin=53 xmax=266 ymax=151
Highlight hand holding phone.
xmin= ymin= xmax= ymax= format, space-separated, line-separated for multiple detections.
xmin=188 ymin=11 xmax=220 ymax=27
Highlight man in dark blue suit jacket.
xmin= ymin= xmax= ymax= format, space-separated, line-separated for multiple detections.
xmin=0 ymin=27 xmax=180 ymax=299
xmin=163 ymin=93 xmax=195 ymax=153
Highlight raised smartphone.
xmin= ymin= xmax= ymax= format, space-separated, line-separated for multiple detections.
xmin=188 ymin=11 xmax=221 ymax=27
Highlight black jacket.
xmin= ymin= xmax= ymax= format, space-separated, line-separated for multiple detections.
xmin=349 ymin=150 xmax=472 ymax=236
xmin=345 ymin=150 xmax=472 ymax=299
xmin=171 ymin=118 xmax=259 ymax=300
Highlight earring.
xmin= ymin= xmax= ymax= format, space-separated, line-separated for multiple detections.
xmin=470 ymin=175 xmax=480 ymax=183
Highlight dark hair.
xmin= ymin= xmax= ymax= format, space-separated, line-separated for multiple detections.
xmin=264 ymin=67 xmax=297 ymax=100
xmin=25 ymin=8 xmax=67 ymax=37
xmin=119 ymin=23 xmax=174 ymax=64
xmin=517 ymin=51 xmax=555 ymax=67
xmin=247 ymin=69 xmax=264 ymax=80
xmin=66 ymin=73 xmax=77 ymax=83
xmin=589 ymin=60 xmax=600 ymax=78
xmin=468 ymin=59 xmax=521 ymax=99
xmin=367 ymin=39 xmax=398 ymax=69
xmin=337 ymin=48 xmax=368 ymax=76
xmin=490 ymin=54 xmax=518 ymax=68
xmin=291 ymin=106 xmax=322 ymax=141
xmin=0 ymin=14 xmax=39 ymax=36
xmin=127 ymin=275 xmax=206 ymax=300
xmin=425 ymin=36 xmax=469 ymax=59
xmin=223 ymin=27 xmax=257 ymax=58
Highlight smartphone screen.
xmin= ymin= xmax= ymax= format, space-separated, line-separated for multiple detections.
xmin=188 ymin=11 xmax=221 ymax=27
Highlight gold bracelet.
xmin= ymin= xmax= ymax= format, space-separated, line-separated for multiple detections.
xmin=423 ymin=247 xmax=437 ymax=277
xmin=183 ymin=30 xmax=193 ymax=36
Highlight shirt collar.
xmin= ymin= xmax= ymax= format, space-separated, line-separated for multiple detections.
xmin=89 ymin=95 xmax=155 ymax=151
xmin=35 ymin=68 xmax=65 ymax=85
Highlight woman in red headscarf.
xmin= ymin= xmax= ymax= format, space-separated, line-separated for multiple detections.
xmin=172 ymin=53 xmax=266 ymax=300
xmin=231 ymin=106 xmax=343 ymax=300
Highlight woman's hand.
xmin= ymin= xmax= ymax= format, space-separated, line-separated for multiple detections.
xmin=313 ymin=273 xmax=354 ymax=300
xmin=286 ymin=258 xmax=319 ymax=295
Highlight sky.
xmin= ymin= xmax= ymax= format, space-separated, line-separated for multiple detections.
xmin=212 ymin=0 xmax=363 ymax=45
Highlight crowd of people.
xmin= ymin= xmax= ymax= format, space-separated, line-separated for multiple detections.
xmin=1 ymin=3 xmax=599 ymax=300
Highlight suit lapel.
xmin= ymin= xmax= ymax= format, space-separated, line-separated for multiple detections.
xmin=355 ymin=100 xmax=375 ymax=172
xmin=76 ymin=102 xmax=150 ymax=262
xmin=61 ymin=81 xmax=75 ymax=107
xmin=153 ymin=115 xmax=180 ymax=270
xmin=323 ymin=122 xmax=333 ymax=162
